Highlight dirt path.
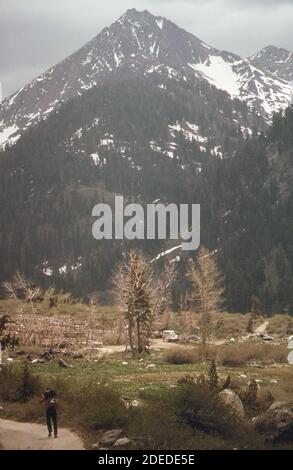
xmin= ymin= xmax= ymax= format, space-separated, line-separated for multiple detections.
xmin=0 ymin=419 xmax=84 ymax=450
xmin=99 ymin=338 xmax=192 ymax=355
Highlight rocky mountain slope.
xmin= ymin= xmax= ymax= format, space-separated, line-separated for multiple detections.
xmin=250 ymin=45 xmax=293 ymax=82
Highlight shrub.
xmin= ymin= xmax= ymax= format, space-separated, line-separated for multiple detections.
xmin=208 ymin=360 xmax=219 ymax=390
xmin=1 ymin=397 xmax=44 ymax=423
xmin=240 ymin=381 xmax=275 ymax=417
xmin=0 ymin=364 xmax=41 ymax=402
xmin=164 ymin=348 xmax=197 ymax=364
xmin=127 ymin=402 xmax=229 ymax=450
xmin=267 ymin=315 xmax=293 ymax=336
xmin=170 ymin=383 xmax=262 ymax=448
xmin=218 ymin=343 xmax=287 ymax=367
xmin=178 ymin=374 xmax=197 ymax=385
xmin=57 ymin=379 xmax=128 ymax=430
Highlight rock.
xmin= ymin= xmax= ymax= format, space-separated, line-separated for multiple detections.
xmin=250 ymin=361 xmax=265 ymax=368
xmin=113 ymin=437 xmax=132 ymax=448
xmin=15 ymin=350 xmax=25 ymax=356
xmin=71 ymin=352 xmax=84 ymax=359
xmin=218 ymin=389 xmax=245 ymax=418
xmin=131 ymin=400 xmax=140 ymax=408
xmin=58 ymin=358 xmax=71 ymax=368
xmin=122 ymin=361 xmax=128 ymax=366
xmin=255 ymin=401 xmax=293 ymax=443
xmin=99 ymin=429 xmax=124 ymax=446
xmin=92 ymin=442 xmax=100 ymax=449
xmin=146 ymin=364 xmax=156 ymax=369
xmin=288 ymin=351 xmax=293 ymax=365
xmin=41 ymin=350 xmax=54 ymax=361
xmin=257 ymin=333 xmax=274 ymax=342
xmin=255 ymin=379 xmax=263 ymax=384
xmin=0 ymin=405 xmax=4 ymax=411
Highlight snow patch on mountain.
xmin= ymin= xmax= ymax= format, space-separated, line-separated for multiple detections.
xmin=189 ymin=56 xmax=241 ymax=97
xmin=156 ymin=17 xmax=164 ymax=30
xmin=0 ymin=123 xmax=20 ymax=149
xmin=169 ymin=121 xmax=208 ymax=144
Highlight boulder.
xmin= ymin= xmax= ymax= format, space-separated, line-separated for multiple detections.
xmin=257 ymin=333 xmax=274 ymax=342
xmin=71 ymin=352 xmax=84 ymax=359
xmin=113 ymin=437 xmax=132 ymax=448
xmin=99 ymin=429 xmax=124 ymax=446
xmin=58 ymin=358 xmax=72 ymax=368
xmin=218 ymin=389 xmax=245 ymax=418
xmin=255 ymin=401 xmax=293 ymax=443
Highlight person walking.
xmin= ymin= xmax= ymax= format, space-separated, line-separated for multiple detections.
xmin=41 ymin=388 xmax=58 ymax=438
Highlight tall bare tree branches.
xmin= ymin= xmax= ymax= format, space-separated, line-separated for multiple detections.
xmin=114 ymin=251 xmax=175 ymax=357
xmin=2 ymin=271 xmax=41 ymax=319
xmin=188 ymin=247 xmax=224 ymax=349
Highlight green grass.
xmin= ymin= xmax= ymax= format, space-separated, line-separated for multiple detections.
xmin=7 ymin=351 xmax=291 ymax=402
xmin=27 ymin=356 xmax=206 ymax=397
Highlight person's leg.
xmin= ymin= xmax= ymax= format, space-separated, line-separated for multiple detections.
xmin=52 ymin=409 xmax=58 ymax=438
xmin=46 ymin=409 xmax=52 ymax=437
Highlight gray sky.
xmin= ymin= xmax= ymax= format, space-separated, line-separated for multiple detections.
xmin=1 ymin=0 xmax=293 ymax=98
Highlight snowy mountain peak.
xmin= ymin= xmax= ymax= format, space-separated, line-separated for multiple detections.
xmin=250 ymin=45 xmax=293 ymax=82
xmin=0 ymin=11 xmax=292 ymax=149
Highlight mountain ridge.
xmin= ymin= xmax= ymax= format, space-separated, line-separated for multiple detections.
xmin=0 ymin=8 xmax=292 ymax=149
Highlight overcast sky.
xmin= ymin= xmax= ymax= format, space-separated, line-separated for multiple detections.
xmin=1 ymin=0 xmax=293 ymax=98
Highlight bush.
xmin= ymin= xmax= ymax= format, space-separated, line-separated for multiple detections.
xmin=1 ymin=397 xmax=44 ymax=423
xmin=240 ymin=381 xmax=275 ymax=417
xmin=164 ymin=348 xmax=198 ymax=364
xmin=267 ymin=315 xmax=293 ymax=336
xmin=127 ymin=403 xmax=225 ymax=450
xmin=218 ymin=343 xmax=287 ymax=367
xmin=0 ymin=364 xmax=42 ymax=402
xmin=169 ymin=383 xmax=262 ymax=448
xmin=56 ymin=379 xmax=128 ymax=431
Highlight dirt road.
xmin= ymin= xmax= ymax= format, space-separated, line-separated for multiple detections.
xmin=0 ymin=419 xmax=84 ymax=450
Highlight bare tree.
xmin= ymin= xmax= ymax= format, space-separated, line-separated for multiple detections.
xmin=147 ymin=262 xmax=175 ymax=339
xmin=188 ymin=247 xmax=224 ymax=351
xmin=2 ymin=271 xmax=41 ymax=320
xmin=114 ymin=251 xmax=175 ymax=357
